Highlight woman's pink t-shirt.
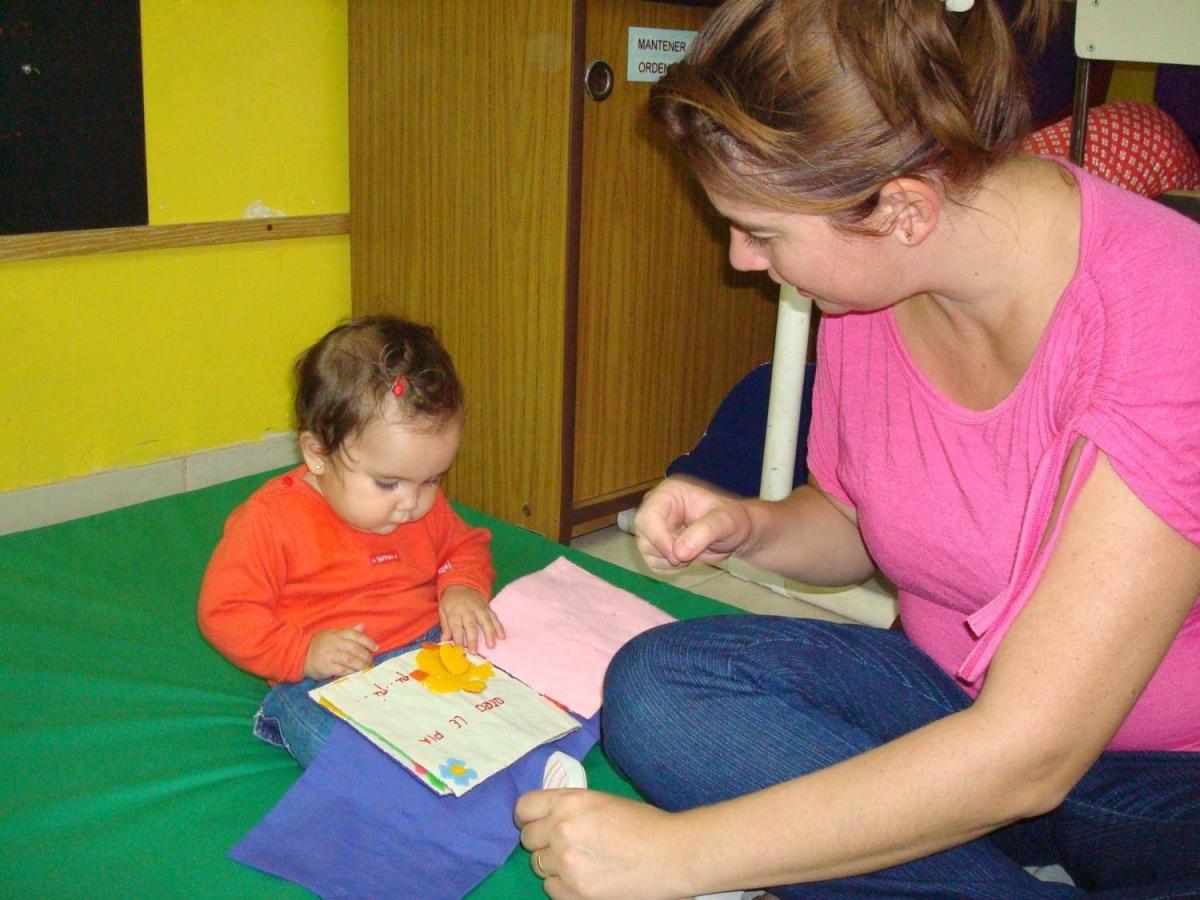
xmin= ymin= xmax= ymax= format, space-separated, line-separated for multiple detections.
xmin=805 ymin=164 xmax=1200 ymax=751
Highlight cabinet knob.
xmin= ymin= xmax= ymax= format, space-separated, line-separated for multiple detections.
xmin=584 ymin=59 xmax=613 ymax=102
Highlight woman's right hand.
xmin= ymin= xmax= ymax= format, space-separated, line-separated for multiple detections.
xmin=634 ymin=477 xmax=755 ymax=570
xmin=515 ymin=787 xmax=691 ymax=900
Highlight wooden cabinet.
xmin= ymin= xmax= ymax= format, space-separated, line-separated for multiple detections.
xmin=349 ymin=0 xmax=778 ymax=541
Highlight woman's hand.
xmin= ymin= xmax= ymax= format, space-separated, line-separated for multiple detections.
xmin=304 ymin=624 xmax=378 ymax=679
xmin=438 ymin=585 xmax=505 ymax=654
xmin=514 ymin=788 xmax=688 ymax=900
xmin=634 ymin=477 xmax=754 ymax=570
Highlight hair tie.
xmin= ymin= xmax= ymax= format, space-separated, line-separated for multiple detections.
xmin=944 ymin=0 xmax=974 ymax=10
xmin=392 ymin=375 xmax=408 ymax=396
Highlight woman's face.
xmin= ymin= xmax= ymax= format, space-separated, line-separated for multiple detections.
xmin=708 ymin=191 xmax=909 ymax=315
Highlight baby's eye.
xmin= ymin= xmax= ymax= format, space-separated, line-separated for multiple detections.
xmin=374 ymin=480 xmax=399 ymax=491
xmin=426 ymin=475 xmax=442 ymax=486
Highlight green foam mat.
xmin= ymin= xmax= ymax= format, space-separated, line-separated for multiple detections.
xmin=0 ymin=470 xmax=740 ymax=898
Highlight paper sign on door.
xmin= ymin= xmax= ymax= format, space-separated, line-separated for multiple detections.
xmin=627 ymin=27 xmax=696 ymax=83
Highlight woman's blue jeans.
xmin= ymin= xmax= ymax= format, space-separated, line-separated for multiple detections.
xmin=601 ymin=616 xmax=1200 ymax=898
xmin=253 ymin=624 xmax=441 ymax=768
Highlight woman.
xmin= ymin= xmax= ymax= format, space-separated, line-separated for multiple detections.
xmin=515 ymin=1 xmax=1200 ymax=896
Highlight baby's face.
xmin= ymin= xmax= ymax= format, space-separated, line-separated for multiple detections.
xmin=312 ymin=414 xmax=462 ymax=535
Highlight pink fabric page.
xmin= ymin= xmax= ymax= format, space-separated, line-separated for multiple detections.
xmin=480 ymin=557 xmax=675 ymax=717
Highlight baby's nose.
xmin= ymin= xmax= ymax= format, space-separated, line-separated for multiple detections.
xmin=394 ymin=486 xmax=421 ymax=511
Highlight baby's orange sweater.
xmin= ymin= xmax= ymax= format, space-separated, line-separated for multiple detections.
xmin=198 ymin=467 xmax=494 ymax=684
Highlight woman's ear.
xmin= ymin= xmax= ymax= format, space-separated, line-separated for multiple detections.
xmin=298 ymin=432 xmax=330 ymax=476
xmin=876 ymin=177 xmax=941 ymax=246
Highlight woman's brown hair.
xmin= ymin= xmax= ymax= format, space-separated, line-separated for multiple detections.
xmin=650 ymin=0 xmax=1060 ymax=232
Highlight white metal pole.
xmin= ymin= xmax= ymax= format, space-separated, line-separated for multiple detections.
xmin=759 ymin=284 xmax=813 ymax=501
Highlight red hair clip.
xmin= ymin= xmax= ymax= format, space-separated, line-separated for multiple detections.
xmin=392 ymin=375 xmax=408 ymax=396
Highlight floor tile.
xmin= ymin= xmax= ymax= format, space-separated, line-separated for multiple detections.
xmin=570 ymin=525 xmax=724 ymax=591
xmin=687 ymin=570 xmax=856 ymax=623
xmin=572 ymin=526 xmax=851 ymax=621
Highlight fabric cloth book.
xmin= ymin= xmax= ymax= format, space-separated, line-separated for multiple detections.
xmin=309 ymin=643 xmax=579 ymax=796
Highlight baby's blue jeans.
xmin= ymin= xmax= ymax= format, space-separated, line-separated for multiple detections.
xmin=602 ymin=616 xmax=1200 ymax=898
xmin=253 ymin=624 xmax=441 ymax=768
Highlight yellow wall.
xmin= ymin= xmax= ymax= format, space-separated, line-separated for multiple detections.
xmin=0 ymin=0 xmax=350 ymax=493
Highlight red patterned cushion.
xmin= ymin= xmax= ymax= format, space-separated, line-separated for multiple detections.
xmin=1024 ymin=101 xmax=1200 ymax=197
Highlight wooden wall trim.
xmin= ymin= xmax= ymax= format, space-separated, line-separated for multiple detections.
xmin=557 ymin=0 xmax=588 ymax=544
xmin=0 ymin=213 xmax=349 ymax=263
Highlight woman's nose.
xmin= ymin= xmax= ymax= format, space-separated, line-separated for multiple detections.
xmin=728 ymin=229 xmax=769 ymax=272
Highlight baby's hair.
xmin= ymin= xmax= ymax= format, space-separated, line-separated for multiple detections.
xmin=649 ymin=0 xmax=1061 ymax=233
xmin=294 ymin=315 xmax=464 ymax=455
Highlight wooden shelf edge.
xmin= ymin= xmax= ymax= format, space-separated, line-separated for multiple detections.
xmin=0 ymin=213 xmax=350 ymax=263
xmin=569 ymin=479 xmax=660 ymax=524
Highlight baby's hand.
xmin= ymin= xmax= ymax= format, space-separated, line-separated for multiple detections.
xmin=304 ymin=624 xmax=378 ymax=680
xmin=438 ymin=586 xmax=505 ymax=654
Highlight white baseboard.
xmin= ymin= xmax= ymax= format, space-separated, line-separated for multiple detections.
xmin=0 ymin=432 xmax=300 ymax=536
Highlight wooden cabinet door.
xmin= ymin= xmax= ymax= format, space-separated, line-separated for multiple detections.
xmin=349 ymin=0 xmax=575 ymax=540
xmin=570 ymin=0 xmax=778 ymax=519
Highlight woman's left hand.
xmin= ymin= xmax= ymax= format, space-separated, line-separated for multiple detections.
xmin=514 ymin=788 xmax=688 ymax=900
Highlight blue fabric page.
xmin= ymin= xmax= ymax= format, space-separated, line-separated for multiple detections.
xmin=231 ymin=714 xmax=600 ymax=899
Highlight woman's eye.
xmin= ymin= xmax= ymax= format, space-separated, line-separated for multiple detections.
xmin=743 ymin=232 xmax=770 ymax=248
xmin=374 ymin=480 xmax=399 ymax=491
